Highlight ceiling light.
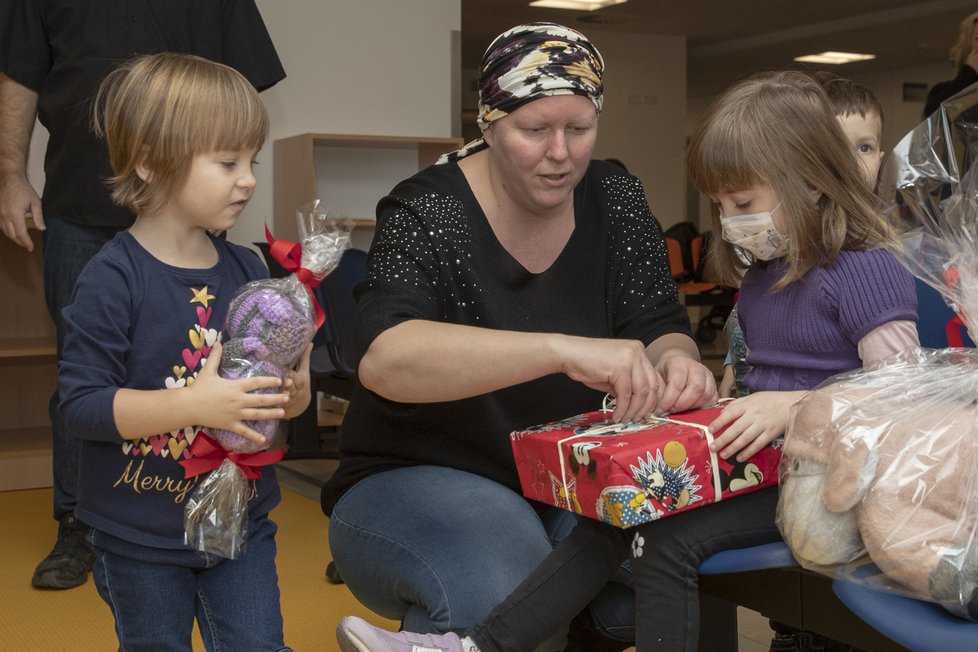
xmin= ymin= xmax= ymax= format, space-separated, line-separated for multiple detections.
xmin=793 ymin=51 xmax=876 ymax=65
xmin=529 ymin=0 xmax=627 ymax=10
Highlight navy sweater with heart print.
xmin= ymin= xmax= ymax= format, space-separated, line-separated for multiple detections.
xmin=59 ymin=232 xmax=280 ymax=549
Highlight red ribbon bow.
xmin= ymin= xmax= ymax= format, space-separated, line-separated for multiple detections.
xmin=942 ymin=266 xmax=969 ymax=347
xmin=179 ymin=432 xmax=284 ymax=481
xmin=264 ymin=226 xmax=325 ymax=328
xmin=946 ymin=314 xmax=967 ymax=347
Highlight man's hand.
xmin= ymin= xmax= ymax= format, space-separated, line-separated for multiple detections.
xmin=0 ymin=74 xmax=43 ymax=251
xmin=0 ymin=171 xmax=43 ymax=251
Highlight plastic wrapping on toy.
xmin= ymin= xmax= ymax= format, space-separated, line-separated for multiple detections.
xmin=210 ymin=200 xmax=352 ymax=453
xmin=777 ymin=86 xmax=978 ymax=620
xmin=184 ymin=200 xmax=350 ymax=558
xmin=184 ymin=459 xmax=249 ymax=559
xmin=878 ymin=83 xmax=978 ymax=334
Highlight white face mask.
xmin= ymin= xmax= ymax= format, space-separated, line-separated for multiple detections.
xmin=720 ymin=203 xmax=790 ymax=261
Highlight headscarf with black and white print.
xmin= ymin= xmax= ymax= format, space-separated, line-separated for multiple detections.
xmin=439 ymin=22 xmax=604 ymax=164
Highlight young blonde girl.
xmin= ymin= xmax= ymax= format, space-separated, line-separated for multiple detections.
xmin=59 ymin=52 xmax=309 ymax=651
xmin=336 ymin=70 xmax=918 ymax=652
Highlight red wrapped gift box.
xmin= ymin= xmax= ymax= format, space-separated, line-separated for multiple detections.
xmin=510 ymin=404 xmax=782 ymax=528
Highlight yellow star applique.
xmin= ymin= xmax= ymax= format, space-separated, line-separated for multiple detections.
xmin=190 ymin=286 xmax=215 ymax=308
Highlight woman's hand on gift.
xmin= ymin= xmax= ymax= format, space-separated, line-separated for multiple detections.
xmin=707 ymin=390 xmax=805 ymax=462
xmin=646 ymin=333 xmax=719 ymax=415
xmin=653 ymin=354 xmax=718 ymax=415
xmin=558 ymin=335 xmax=662 ymax=424
xmin=282 ymin=343 xmax=313 ymax=419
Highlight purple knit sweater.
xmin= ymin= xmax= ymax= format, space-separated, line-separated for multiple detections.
xmin=737 ymin=248 xmax=917 ymax=392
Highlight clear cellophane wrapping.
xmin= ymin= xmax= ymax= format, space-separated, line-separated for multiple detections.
xmin=184 ymin=200 xmax=351 ymax=558
xmin=776 ymin=87 xmax=978 ymax=619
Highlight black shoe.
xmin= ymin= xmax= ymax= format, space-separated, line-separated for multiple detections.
xmin=31 ymin=513 xmax=95 ymax=590
xmin=563 ymin=610 xmax=631 ymax=652
xmin=769 ymin=621 xmax=824 ymax=652
xmin=325 ymin=561 xmax=344 ymax=585
xmin=769 ymin=630 xmax=860 ymax=652
xmin=769 ymin=632 xmax=800 ymax=652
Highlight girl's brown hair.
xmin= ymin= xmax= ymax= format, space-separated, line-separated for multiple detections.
xmin=93 ymin=52 xmax=269 ymax=216
xmin=687 ymin=70 xmax=893 ymax=289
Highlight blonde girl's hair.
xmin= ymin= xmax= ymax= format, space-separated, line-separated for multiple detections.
xmin=687 ymin=70 xmax=894 ymax=289
xmin=950 ymin=11 xmax=978 ymax=70
xmin=92 ymin=52 xmax=269 ymax=216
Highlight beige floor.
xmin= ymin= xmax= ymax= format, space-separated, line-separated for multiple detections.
xmin=277 ymin=456 xmax=775 ymax=652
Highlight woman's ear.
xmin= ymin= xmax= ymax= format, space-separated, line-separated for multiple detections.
xmin=135 ymin=147 xmax=153 ymax=183
xmin=482 ymin=124 xmax=494 ymax=148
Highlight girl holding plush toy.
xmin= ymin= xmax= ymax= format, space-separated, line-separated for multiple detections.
xmin=58 ymin=52 xmax=309 ymax=651
xmin=338 ymin=70 xmax=919 ymax=652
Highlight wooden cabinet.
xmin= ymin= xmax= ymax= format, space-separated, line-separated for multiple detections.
xmin=272 ymin=133 xmax=463 ymax=245
xmin=272 ymin=133 xmax=462 ymax=433
xmin=0 ymin=225 xmax=56 ymax=490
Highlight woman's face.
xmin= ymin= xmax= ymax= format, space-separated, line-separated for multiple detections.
xmin=483 ymin=94 xmax=598 ymax=216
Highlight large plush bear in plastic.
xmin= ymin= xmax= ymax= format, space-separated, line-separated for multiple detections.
xmin=778 ymin=351 xmax=978 ymax=620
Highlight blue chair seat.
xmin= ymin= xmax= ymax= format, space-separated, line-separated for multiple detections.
xmin=832 ymin=575 xmax=978 ymax=652
xmin=698 ymin=541 xmax=797 ymax=575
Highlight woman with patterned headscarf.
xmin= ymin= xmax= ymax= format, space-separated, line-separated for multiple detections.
xmin=324 ymin=23 xmax=717 ymax=651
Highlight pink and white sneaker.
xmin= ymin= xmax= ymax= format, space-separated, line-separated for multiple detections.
xmin=336 ymin=616 xmax=471 ymax=652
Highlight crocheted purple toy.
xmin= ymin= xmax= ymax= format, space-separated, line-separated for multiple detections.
xmin=208 ymin=203 xmax=351 ymax=452
xmin=210 ymin=281 xmax=317 ymax=452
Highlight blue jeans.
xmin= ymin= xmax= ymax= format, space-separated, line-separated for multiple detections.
xmin=327 ymin=465 xmax=635 ymax=641
xmin=89 ymin=516 xmax=290 ymax=652
xmin=43 ymin=215 xmax=125 ymax=519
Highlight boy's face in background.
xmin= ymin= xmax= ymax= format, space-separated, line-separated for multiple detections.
xmin=837 ymin=110 xmax=884 ymax=189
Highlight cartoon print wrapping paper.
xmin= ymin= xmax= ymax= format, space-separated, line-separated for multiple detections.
xmin=511 ymin=404 xmax=782 ymax=529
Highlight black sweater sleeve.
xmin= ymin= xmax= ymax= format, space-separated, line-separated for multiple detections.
xmin=924 ymin=65 xmax=978 ymax=118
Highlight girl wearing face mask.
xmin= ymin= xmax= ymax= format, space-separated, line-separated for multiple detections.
xmin=692 ymin=70 xmax=919 ymax=468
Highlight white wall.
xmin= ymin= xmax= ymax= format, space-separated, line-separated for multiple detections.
xmin=248 ymin=0 xmax=460 ymax=247
xmin=586 ymin=30 xmax=687 ymax=229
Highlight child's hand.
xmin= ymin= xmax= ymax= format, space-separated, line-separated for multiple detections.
xmin=282 ymin=343 xmax=313 ymax=419
xmin=707 ymin=390 xmax=805 ymax=462
xmin=718 ymin=364 xmax=736 ymax=398
xmin=191 ymin=341 xmax=289 ymax=445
